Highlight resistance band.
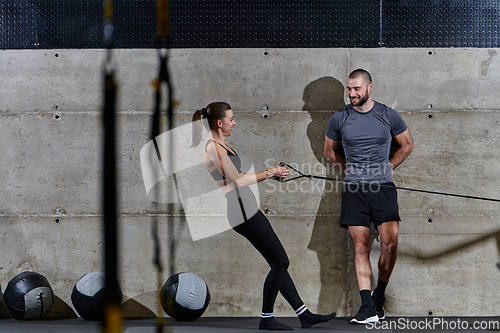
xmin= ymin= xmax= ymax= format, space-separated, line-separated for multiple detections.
xmin=279 ymin=162 xmax=500 ymax=203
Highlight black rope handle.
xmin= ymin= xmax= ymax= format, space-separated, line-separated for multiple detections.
xmin=278 ymin=162 xmax=500 ymax=203
xmin=278 ymin=161 xmax=333 ymax=182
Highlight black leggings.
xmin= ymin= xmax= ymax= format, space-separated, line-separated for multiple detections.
xmin=227 ymin=187 xmax=304 ymax=314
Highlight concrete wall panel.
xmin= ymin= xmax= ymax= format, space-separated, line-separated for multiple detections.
xmin=350 ymin=48 xmax=500 ymax=110
xmin=375 ymin=231 xmax=500 ymax=317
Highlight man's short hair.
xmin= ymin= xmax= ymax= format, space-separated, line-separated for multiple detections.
xmin=349 ymin=69 xmax=372 ymax=84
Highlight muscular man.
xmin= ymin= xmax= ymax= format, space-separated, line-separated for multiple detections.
xmin=324 ymin=69 xmax=414 ymax=324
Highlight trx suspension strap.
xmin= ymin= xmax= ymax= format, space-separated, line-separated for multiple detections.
xmin=279 ymin=162 xmax=500 ymax=203
xmin=102 ymin=0 xmax=122 ymax=332
xmin=151 ymin=1 xmax=172 ymax=332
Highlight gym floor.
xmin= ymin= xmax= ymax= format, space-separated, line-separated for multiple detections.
xmin=0 ymin=316 xmax=499 ymax=332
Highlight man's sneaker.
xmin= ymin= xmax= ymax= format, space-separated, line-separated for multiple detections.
xmin=350 ymin=304 xmax=379 ymax=324
xmin=372 ymin=292 xmax=386 ymax=320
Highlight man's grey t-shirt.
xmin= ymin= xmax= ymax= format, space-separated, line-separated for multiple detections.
xmin=326 ymin=101 xmax=408 ymax=183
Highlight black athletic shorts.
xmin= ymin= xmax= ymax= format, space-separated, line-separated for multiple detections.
xmin=339 ymin=182 xmax=400 ymax=229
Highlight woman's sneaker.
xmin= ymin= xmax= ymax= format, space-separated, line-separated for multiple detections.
xmin=350 ymin=304 xmax=379 ymax=324
xmin=372 ymin=292 xmax=386 ymax=320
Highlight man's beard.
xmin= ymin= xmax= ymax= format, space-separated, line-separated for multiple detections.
xmin=351 ymin=88 xmax=369 ymax=106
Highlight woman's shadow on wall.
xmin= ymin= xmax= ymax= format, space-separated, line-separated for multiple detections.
xmin=302 ymin=77 xmax=350 ymax=314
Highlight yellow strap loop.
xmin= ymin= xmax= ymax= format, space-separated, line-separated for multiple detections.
xmin=157 ymin=0 xmax=170 ymax=39
xmin=104 ymin=0 xmax=113 ymax=21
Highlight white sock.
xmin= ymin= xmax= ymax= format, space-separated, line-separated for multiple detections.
xmin=295 ymin=305 xmax=307 ymax=316
xmin=261 ymin=312 xmax=274 ymax=319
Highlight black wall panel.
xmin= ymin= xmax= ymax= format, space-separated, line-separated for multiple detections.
xmin=1 ymin=0 xmax=499 ymax=49
xmin=383 ymin=0 xmax=500 ymax=47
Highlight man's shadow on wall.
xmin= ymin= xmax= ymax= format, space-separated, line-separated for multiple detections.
xmin=302 ymin=77 xmax=351 ymax=315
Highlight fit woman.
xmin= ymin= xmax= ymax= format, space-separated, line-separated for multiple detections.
xmin=192 ymin=102 xmax=336 ymax=331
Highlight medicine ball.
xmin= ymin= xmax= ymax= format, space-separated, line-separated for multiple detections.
xmin=4 ymin=271 xmax=54 ymax=320
xmin=71 ymin=272 xmax=122 ymax=320
xmin=160 ymin=272 xmax=210 ymax=321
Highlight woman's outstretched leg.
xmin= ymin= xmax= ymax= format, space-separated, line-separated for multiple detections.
xmin=233 ymin=211 xmax=293 ymax=330
xmin=233 ymin=211 xmax=335 ymax=330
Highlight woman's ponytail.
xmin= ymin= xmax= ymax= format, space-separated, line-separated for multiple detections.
xmin=191 ymin=109 xmax=203 ymax=147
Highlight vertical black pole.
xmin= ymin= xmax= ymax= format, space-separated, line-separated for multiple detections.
xmin=103 ymin=72 xmax=122 ymax=332
xmin=103 ymin=0 xmax=122 ymax=331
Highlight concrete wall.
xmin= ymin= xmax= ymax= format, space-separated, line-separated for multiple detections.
xmin=0 ymin=48 xmax=499 ymax=318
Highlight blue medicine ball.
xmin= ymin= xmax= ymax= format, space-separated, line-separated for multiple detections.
xmin=71 ymin=272 xmax=122 ymax=320
xmin=4 ymin=271 xmax=54 ymax=320
xmin=160 ymin=272 xmax=210 ymax=321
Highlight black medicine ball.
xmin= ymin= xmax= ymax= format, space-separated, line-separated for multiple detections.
xmin=160 ymin=272 xmax=210 ymax=321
